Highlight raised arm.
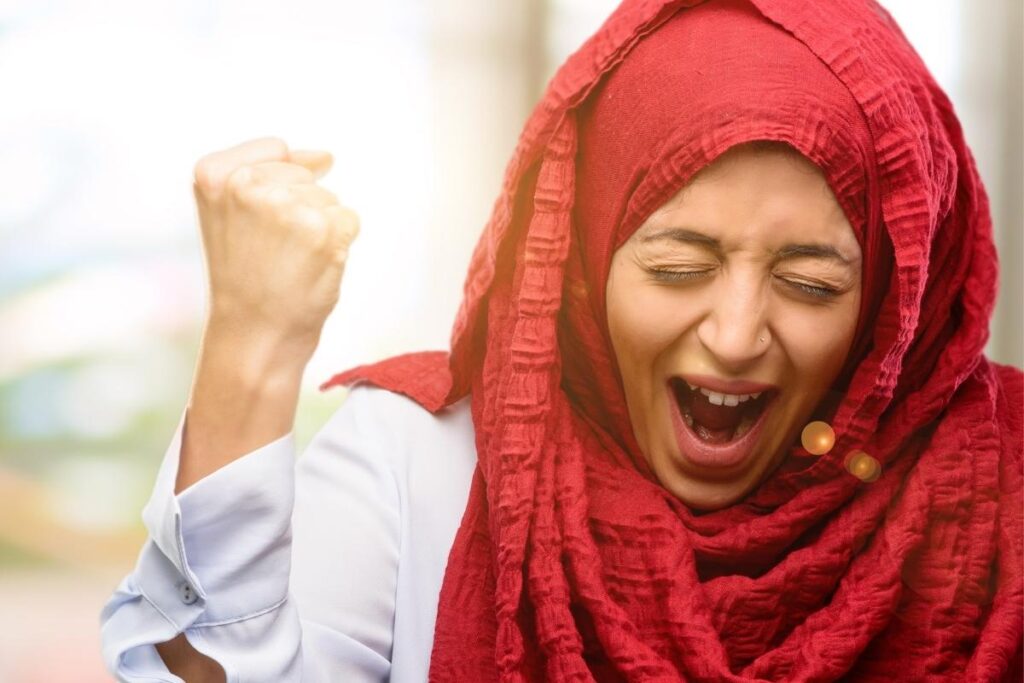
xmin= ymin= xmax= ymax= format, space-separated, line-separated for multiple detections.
xmin=154 ymin=136 xmax=359 ymax=680
xmin=176 ymin=135 xmax=358 ymax=492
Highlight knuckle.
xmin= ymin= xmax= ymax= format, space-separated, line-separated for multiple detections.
xmin=224 ymin=165 xmax=255 ymax=198
xmin=193 ymin=156 xmax=224 ymax=195
xmin=259 ymin=136 xmax=288 ymax=156
xmin=263 ymin=183 xmax=292 ymax=206
xmin=293 ymin=204 xmax=329 ymax=234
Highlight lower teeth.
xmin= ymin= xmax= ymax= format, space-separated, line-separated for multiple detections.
xmin=734 ymin=412 xmax=756 ymax=438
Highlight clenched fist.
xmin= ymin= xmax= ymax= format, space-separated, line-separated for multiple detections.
xmin=192 ymin=136 xmax=359 ymax=362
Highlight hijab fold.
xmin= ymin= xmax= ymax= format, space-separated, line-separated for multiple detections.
xmin=322 ymin=0 xmax=1023 ymax=679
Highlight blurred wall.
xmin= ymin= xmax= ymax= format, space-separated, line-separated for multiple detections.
xmin=958 ymin=0 xmax=1023 ymax=367
xmin=0 ymin=1 xmax=1019 ymax=680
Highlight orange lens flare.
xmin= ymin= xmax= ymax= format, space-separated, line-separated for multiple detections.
xmin=844 ymin=450 xmax=881 ymax=482
xmin=801 ymin=420 xmax=835 ymax=455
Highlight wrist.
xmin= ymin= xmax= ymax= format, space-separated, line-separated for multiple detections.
xmin=200 ymin=314 xmax=315 ymax=387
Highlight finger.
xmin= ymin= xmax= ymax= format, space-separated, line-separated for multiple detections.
xmin=222 ymin=136 xmax=290 ymax=166
xmin=249 ymin=160 xmax=316 ymax=186
xmin=195 ymin=136 xmax=290 ymax=195
xmin=324 ymin=204 xmax=361 ymax=246
xmin=287 ymin=149 xmax=333 ymax=180
xmin=286 ymin=183 xmax=341 ymax=208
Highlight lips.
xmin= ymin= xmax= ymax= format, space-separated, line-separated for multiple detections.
xmin=668 ymin=377 xmax=777 ymax=469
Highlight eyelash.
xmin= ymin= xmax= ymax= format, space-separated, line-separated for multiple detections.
xmin=787 ymin=279 xmax=840 ymax=299
xmin=645 ymin=268 xmax=840 ymax=299
xmin=648 ymin=269 xmax=710 ymax=284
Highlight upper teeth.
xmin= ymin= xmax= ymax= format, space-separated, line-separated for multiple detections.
xmin=687 ymin=382 xmax=762 ymax=406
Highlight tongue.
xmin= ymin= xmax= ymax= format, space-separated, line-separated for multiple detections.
xmin=680 ymin=387 xmax=746 ymax=443
xmin=688 ymin=393 xmax=744 ymax=431
xmin=694 ymin=423 xmax=737 ymax=443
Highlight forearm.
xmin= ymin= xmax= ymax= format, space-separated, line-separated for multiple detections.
xmin=100 ymin=384 xmax=403 ymax=682
xmin=162 ymin=315 xmax=309 ymax=677
xmin=176 ymin=314 xmax=311 ymax=494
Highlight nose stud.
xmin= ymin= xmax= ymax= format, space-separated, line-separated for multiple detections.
xmin=759 ymin=336 xmax=766 ymax=343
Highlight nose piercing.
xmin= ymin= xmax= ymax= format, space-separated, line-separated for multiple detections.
xmin=759 ymin=336 xmax=766 ymax=343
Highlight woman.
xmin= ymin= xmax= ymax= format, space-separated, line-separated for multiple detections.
xmin=101 ymin=0 xmax=1023 ymax=680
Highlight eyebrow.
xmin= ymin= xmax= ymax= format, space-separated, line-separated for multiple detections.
xmin=638 ymin=227 xmax=855 ymax=266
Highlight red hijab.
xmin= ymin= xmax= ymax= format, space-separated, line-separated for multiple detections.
xmin=322 ymin=0 xmax=1023 ymax=680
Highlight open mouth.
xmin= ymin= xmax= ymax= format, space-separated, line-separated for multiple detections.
xmin=670 ymin=378 xmax=775 ymax=445
xmin=667 ymin=377 xmax=779 ymax=469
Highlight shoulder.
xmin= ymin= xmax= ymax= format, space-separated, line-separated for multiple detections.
xmin=318 ymin=383 xmax=476 ymax=471
xmin=335 ymin=383 xmax=474 ymax=439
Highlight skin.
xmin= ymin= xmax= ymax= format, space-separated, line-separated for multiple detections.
xmin=156 ymin=137 xmax=359 ymax=681
xmin=153 ymin=137 xmax=856 ymax=676
xmin=606 ymin=141 xmax=863 ymax=512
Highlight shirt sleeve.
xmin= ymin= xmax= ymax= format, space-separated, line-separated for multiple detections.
xmin=99 ymin=386 xmax=402 ymax=682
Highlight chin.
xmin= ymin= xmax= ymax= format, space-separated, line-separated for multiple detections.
xmin=645 ymin=402 xmax=795 ymax=511
xmin=651 ymin=446 xmax=768 ymax=511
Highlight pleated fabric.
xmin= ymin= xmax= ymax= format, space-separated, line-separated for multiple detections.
xmin=321 ymin=0 xmax=1023 ymax=680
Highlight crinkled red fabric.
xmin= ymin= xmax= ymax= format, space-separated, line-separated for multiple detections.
xmin=321 ymin=0 xmax=1024 ymax=680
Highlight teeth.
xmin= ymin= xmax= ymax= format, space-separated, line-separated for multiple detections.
xmin=733 ymin=410 xmax=758 ymax=438
xmin=679 ymin=390 xmax=764 ymax=441
xmin=702 ymin=389 xmax=725 ymax=405
xmin=696 ymin=387 xmax=760 ymax=405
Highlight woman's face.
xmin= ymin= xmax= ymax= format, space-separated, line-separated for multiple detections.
xmin=606 ymin=143 xmax=862 ymax=511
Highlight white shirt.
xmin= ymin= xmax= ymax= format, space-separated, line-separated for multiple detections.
xmin=100 ymin=385 xmax=478 ymax=682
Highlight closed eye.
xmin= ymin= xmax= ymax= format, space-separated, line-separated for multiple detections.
xmin=644 ymin=268 xmax=714 ymax=283
xmin=645 ymin=267 xmax=841 ymax=300
xmin=773 ymin=275 xmax=839 ymax=299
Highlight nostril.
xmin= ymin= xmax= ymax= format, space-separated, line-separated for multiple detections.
xmin=695 ymin=319 xmax=774 ymax=369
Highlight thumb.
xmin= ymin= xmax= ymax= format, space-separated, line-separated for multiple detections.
xmin=287 ymin=149 xmax=334 ymax=180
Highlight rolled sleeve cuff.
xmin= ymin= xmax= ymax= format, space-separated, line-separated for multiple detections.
xmin=138 ymin=409 xmax=297 ymax=627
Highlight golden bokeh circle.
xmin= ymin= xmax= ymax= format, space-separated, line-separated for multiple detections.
xmin=801 ymin=420 xmax=835 ymax=455
xmin=844 ymin=450 xmax=881 ymax=482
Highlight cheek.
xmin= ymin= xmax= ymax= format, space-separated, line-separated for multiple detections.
xmin=775 ymin=301 xmax=859 ymax=382
xmin=607 ymin=278 xmax=698 ymax=367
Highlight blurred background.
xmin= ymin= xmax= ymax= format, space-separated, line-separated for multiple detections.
xmin=0 ymin=0 xmax=1020 ymax=679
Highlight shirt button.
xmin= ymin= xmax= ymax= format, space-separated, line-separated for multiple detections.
xmin=178 ymin=581 xmax=199 ymax=605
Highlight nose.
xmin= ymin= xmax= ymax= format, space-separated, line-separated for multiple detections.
xmin=695 ymin=275 xmax=772 ymax=370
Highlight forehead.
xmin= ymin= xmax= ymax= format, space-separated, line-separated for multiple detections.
xmin=636 ymin=143 xmax=862 ymax=257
